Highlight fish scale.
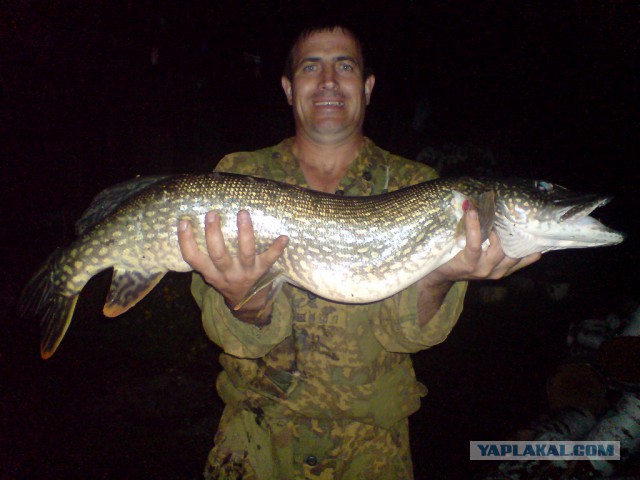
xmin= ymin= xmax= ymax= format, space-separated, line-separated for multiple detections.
xmin=18 ymin=173 xmax=624 ymax=359
xmin=191 ymin=175 xmax=464 ymax=303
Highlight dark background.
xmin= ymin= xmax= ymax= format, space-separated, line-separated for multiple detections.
xmin=1 ymin=1 xmax=638 ymax=479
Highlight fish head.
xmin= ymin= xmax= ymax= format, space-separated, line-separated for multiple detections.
xmin=491 ymin=179 xmax=625 ymax=258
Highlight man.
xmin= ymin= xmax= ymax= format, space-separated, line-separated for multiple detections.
xmin=178 ymin=25 xmax=539 ymax=479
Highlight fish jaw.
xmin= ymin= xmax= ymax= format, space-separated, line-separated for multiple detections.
xmin=494 ymin=195 xmax=625 ymax=258
xmin=533 ymin=214 xmax=625 ymax=253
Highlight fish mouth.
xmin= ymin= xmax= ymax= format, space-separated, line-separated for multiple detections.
xmin=554 ymin=194 xmax=612 ymax=223
xmin=549 ymin=194 xmax=625 ymax=245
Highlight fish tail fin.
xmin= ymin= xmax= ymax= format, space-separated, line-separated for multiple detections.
xmin=17 ymin=250 xmax=80 ymax=359
xmin=18 ymin=249 xmax=64 ymax=320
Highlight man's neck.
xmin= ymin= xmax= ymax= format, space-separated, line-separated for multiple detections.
xmin=291 ymin=134 xmax=364 ymax=193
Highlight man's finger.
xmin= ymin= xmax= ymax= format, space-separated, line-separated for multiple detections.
xmin=259 ymin=235 xmax=289 ymax=267
xmin=204 ymin=211 xmax=233 ymax=271
xmin=484 ymin=232 xmax=506 ymax=261
xmin=177 ymin=219 xmax=197 ymax=262
xmin=463 ymin=208 xmax=483 ymax=260
xmin=506 ymin=252 xmax=541 ymax=275
xmin=237 ymin=210 xmax=258 ymax=268
xmin=178 ymin=219 xmax=213 ymax=271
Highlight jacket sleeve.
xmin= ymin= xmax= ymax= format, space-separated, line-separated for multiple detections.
xmin=371 ymin=280 xmax=468 ymax=353
xmin=191 ymin=273 xmax=293 ymax=358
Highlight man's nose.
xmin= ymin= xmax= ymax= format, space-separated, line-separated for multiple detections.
xmin=320 ymin=68 xmax=338 ymax=90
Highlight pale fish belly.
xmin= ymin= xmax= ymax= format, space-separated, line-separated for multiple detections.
xmin=285 ymin=236 xmax=464 ymax=304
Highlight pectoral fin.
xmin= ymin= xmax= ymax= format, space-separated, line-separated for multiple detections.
xmin=103 ymin=267 xmax=166 ymax=317
xmin=233 ymin=271 xmax=287 ymax=321
xmin=454 ymin=190 xmax=496 ymax=246
xmin=477 ymin=190 xmax=496 ymax=241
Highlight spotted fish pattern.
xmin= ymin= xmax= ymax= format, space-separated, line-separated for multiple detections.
xmin=18 ymin=166 xmax=623 ymax=359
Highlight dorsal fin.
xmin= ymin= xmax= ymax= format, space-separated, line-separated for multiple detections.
xmin=75 ymin=175 xmax=172 ymax=235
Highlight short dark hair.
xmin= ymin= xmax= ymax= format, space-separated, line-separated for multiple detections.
xmin=282 ymin=24 xmax=372 ymax=80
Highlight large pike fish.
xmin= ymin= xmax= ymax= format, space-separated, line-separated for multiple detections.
xmin=18 ymin=173 xmax=624 ymax=359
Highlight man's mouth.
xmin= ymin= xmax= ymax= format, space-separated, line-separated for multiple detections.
xmin=314 ymin=101 xmax=345 ymax=107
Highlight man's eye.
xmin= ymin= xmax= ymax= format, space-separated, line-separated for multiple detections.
xmin=339 ymin=63 xmax=354 ymax=71
xmin=302 ymin=64 xmax=317 ymax=72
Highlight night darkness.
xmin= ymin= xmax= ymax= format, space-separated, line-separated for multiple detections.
xmin=2 ymin=2 xmax=639 ymax=479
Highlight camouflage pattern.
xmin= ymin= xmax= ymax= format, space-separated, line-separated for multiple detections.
xmin=193 ymin=138 xmax=468 ymax=479
xmin=204 ymin=407 xmax=413 ymax=479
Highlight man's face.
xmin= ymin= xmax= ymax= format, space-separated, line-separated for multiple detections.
xmin=281 ymin=29 xmax=375 ymax=144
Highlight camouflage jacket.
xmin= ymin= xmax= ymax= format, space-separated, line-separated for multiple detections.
xmin=191 ymin=137 xmax=467 ymax=429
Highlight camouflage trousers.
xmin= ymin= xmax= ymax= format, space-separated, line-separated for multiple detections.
xmin=204 ymin=405 xmax=414 ymax=480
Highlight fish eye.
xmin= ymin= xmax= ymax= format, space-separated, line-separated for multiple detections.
xmin=535 ymin=180 xmax=554 ymax=192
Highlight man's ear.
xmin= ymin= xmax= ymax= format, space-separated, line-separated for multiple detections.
xmin=281 ymin=76 xmax=293 ymax=105
xmin=364 ymin=74 xmax=375 ymax=105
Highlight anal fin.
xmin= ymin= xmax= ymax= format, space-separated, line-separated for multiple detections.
xmin=103 ymin=267 xmax=166 ymax=317
xmin=41 ymin=294 xmax=79 ymax=359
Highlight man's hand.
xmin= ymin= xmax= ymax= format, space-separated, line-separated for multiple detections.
xmin=178 ymin=210 xmax=289 ymax=321
xmin=432 ymin=207 xmax=540 ymax=284
xmin=417 ymin=205 xmax=541 ymax=326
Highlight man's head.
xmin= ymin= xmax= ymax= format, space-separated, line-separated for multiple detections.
xmin=282 ymin=25 xmax=372 ymax=82
xmin=281 ymin=25 xmax=375 ymax=144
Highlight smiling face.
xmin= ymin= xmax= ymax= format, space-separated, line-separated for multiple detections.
xmin=281 ymin=28 xmax=375 ymax=145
